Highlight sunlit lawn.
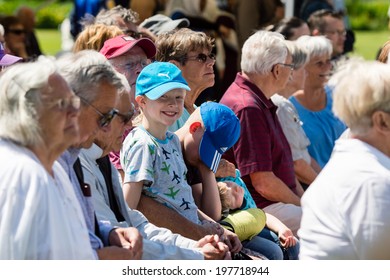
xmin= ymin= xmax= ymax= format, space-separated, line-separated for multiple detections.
xmin=351 ymin=30 xmax=390 ymax=60
xmin=37 ymin=29 xmax=390 ymax=60
xmin=36 ymin=29 xmax=63 ymax=56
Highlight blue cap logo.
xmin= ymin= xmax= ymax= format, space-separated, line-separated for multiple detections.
xmin=198 ymin=102 xmax=240 ymax=173
xmin=135 ymin=62 xmax=190 ymax=100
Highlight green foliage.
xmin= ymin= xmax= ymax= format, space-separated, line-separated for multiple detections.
xmin=346 ymin=0 xmax=388 ymax=31
xmin=36 ymin=4 xmax=73 ymax=29
xmin=0 ymin=0 xmax=72 ymax=29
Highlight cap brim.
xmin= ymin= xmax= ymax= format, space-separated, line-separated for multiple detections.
xmin=104 ymin=37 xmax=156 ymax=59
xmin=199 ymin=132 xmax=222 ymax=173
xmin=0 ymin=54 xmax=22 ymax=66
xmin=144 ymin=82 xmax=190 ymax=100
xmin=156 ymin=18 xmax=190 ymax=35
xmin=135 ymin=38 xmax=157 ymax=58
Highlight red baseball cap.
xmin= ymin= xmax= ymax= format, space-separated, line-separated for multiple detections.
xmin=100 ymin=35 xmax=156 ymax=60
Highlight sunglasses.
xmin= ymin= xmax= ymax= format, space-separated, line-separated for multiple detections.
xmin=117 ymin=103 xmax=135 ymax=124
xmin=46 ymin=96 xmax=81 ymax=111
xmin=79 ymin=96 xmax=118 ymax=128
xmin=123 ymin=30 xmax=145 ymax=39
xmin=185 ymin=53 xmax=216 ymax=64
xmin=8 ymin=29 xmax=26 ymax=35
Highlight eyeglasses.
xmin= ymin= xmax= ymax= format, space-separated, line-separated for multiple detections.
xmin=79 ymin=96 xmax=118 ymax=128
xmin=324 ymin=29 xmax=346 ymax=36
xmin=116 ymin=59 xmax=149 ymax=72
xmin=277 ymin=63 xmax=295 ymax=71
xmin=45 ymin=96 xmax=81 ymax=111
xmin=117 ymin=103 xmax=135 ymax=124
xmin=123 ymin=30 xmax=145 ymax=39
xmin=8 ymin=29 xmax=26 ymax=36
xmin=185 ymin=53 xmax=216 ymax=64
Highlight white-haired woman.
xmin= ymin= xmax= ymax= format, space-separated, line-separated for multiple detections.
xmin=289 ymin=35 xmax=347 ymax=168
xmin=299 ymin=60 xmax=390 ymax=259
xmin=0 ymin=57 xmax=94 ymax=259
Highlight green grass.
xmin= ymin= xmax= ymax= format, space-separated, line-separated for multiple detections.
xmin=36 ymin=29 xmax=390 ymax=60
xmin=36 ymin=28 xmax=63 ymax=56
xmin=351 ymin=30 xmax=390 ymax=60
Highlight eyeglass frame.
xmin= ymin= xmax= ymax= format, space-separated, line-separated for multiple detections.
xmin=276 ymin=63 xmax=295 ymax=71
xmin=44 ymin=95 xmax=81 ymax=112
xmin=116 ymin=103 xmax=136 ymax=124
xmin=114 ymin=59 xmax=149 ymax=73
xmin=174 ymin=53 xmax=216 ymax=65
xmin=79 ymin=96 xmax=118 ymax=128
xmin=323 ymin=29 xmax=347 ymax=37
xmin=122 ymin=29 xmax=146 ymax=39
xmin=184 ymin=53 xmax=216 ymax=64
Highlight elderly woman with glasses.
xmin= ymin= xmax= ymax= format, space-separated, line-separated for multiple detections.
xmin=0 ymin=57 xmax=95 ymax=259
xmin=299 ymin=60 xmax=390 ymax=259
xmin=289 ymin=35 xmax=347 ymax=169
xmin=155 ymin=28 xmax=216 ymax=132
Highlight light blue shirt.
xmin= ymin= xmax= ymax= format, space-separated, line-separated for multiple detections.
xmin=289 ymin=86 xmax=347 ymax=168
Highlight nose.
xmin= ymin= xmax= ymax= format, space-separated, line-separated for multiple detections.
xmin=207 ymin=57 xmax=216 ymax=66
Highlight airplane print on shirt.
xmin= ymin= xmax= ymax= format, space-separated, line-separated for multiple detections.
xmin=172 ymin=170 xmax=181 ymax=184
xmin=161 ymin=162 xmax=171 ymax=174
xmin=164 ymin=186 xmax=180 ymax=199
xmin=162 ymin=147 xmax=171 ymax=160
xmin=180 ymin=198 xmax=191 ymax=210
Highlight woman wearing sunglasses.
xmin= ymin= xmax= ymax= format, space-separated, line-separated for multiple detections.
xmin=0 ymin=57 xmax=94 ymax=259
xmin=155 ymin=28 xmax=216 ymax=132
xmin=0 ymin=16 xmax=28 ymax=61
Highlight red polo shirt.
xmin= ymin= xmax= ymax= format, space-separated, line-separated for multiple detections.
xmin=220 ymin=73 xmax=296 ymax=208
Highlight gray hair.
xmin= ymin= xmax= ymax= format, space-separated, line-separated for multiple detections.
xmin=330 ymin=59 xmax=390 ymax=136
xmin=241 ymin=30 xmax=288 ymax=75
xmin=296 ymin=35 xmax=332 ymax=59
xmin=88 ymin=5 xmax=139 ymax=27
xmin=285 ymin=40 xmax=309 ymax=69
xmin=0 ymin=56 xmax=57 ymax=146
xmin=56 ymin=50 xmax=124 ymax=104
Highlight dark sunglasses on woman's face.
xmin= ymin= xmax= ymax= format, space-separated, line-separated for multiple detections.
xmin=8 ymin=29 xmax=26 ymax=35
xmin=186 ymin=53 xmax=216 ymax=64
xmin=79 ymin=96 xmax=118 ymax=128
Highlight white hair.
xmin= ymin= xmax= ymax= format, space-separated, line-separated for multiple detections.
xmin=56 ymin=50 xmax=124 ymax=104
xmin=330 ymin=59 xmax=390 ymax=135
xmin=241 ymin=30 xmax=288 ymax=75
xmin=0 ymin=56 xmax=58 ymax=146
xmin=296 ymin=35 xmax=332 ymax=59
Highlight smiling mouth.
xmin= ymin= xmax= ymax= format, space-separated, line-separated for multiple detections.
xmin=163 ymin=111 xmax=177 ymax=117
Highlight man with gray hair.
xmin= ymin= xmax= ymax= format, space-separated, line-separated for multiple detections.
xmin=57 ymin=50 xmax=143 ymax=260
xmin=220 ymin=30 xmax=304 ymax=236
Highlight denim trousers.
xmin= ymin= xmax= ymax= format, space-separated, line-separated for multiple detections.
xmin=242 ymin=227 xmax=300 ymax=260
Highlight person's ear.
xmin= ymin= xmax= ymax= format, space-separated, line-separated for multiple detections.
xmin=135 ymin=95 xmax=146 ymax=108
xmin=271 ymin=64 xmax=280 ymax=79
xmin=312 ymin=29 xmax=321 ymax=36
xmin=189 ymin=122 xmax=202 ymax=134
xmin=372 ymin=111 xmax=390 ymax=132
xmin=169 ymin=59 xmax=181 ymax=68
